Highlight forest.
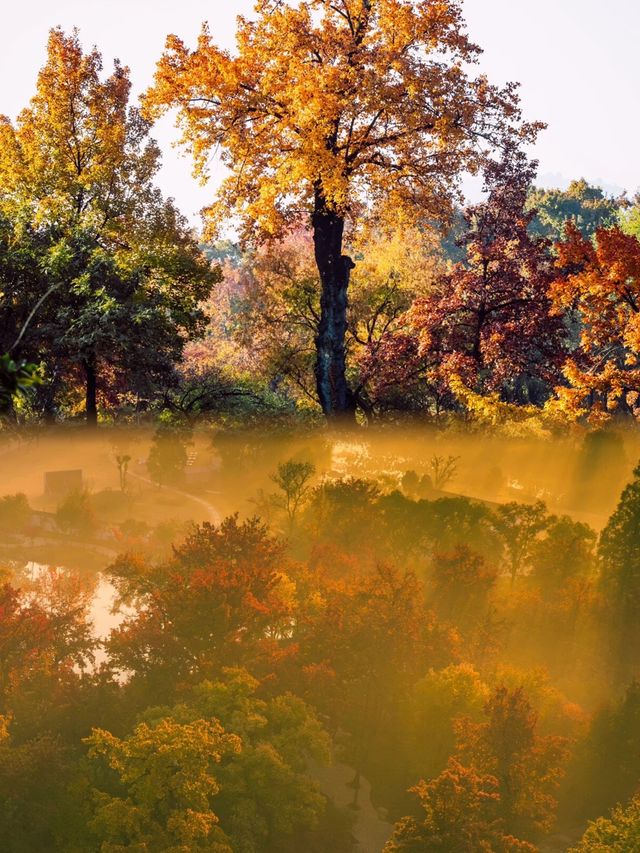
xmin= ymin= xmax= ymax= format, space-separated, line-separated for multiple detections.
xmin=3 ymin=1 xmax=640 ymax=851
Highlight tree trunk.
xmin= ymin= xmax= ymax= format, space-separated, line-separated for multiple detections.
xmin=312 ymin=188 xmax=356 ymax=422
xmin=84 ymin=356 xmax=98 ymax=427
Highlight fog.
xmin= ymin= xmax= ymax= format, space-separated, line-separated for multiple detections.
xmin=1 ymin=423 xmax=638 ymax=852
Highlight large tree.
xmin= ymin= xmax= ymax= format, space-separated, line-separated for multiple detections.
xmin=0 ymin=29 xmax=216 ymax=425
xmin=191 ymin=223 xmax=442 ymax=415
xmin=145 ymin=0 xmax=538 ymax=420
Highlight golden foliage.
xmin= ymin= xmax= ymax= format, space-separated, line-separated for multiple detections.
xmin=144 ymin=0 xmax=536 ymax=241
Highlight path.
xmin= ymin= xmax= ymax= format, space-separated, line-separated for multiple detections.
xmin=128 ymin=470 xmax=221 ymax=524
xmin=312 ymin=762 xmax=392 ymax=852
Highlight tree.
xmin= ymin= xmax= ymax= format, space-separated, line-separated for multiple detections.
xmin=455 ymin=685 xmax=568 ymax=840
xmin=425 ymin=496 xmax=501 ymax=563
xmin=429 ymin=546 xmax=497 ymax=631
xmin=55 ymin=490 xmax=97 ymax=536
xmin=0 ymin=215 xmax=48 ymax=413
xmin=598 ymin=464 xmax=640 ymax=675
xmin=271 ymin=459 xmax=316 ymax=525
xmin=430 ymin=455 xmax=460 ymax=491
xmin=528 ymin=515 xmax=596 ymax=594
xmin=115 ymin=454 xmax=131 ymax=493
xmin=0 ymin=355 xmax=41 ymax=413
xmin=88 ymin=668 xmax=330 ymax=852
xmin=106 ymin=516 xmax=294 ymax=689
xmin=402 ymin=664 xmax=489 ymax=784
xmin=569 ymin=795 xmax=640 ymax=853
xmin=405 ymin=147 xmax=565 ymax=406
xmin=599 ymin=462 xmax=640 ymax=611
xmin=493 ymin=501 xmax=549 ymax=587
xmin=384 ymin=759 xmax=536 ymax=853
xmin=0 ymin=28 xmax=215 ymax=424
xmin=145 ymin=0 xmax=538 ymax=419
xmin=87 ymin=718 xmax=240 ymax=852
xmin=0 ymin=719 xmax=81 ymax=853
xmin=141 ymin=669 xmax=331 ymax=851
xmin=566 ymin=681 xmax=640 ymax=823
xmin=147 ymin=420 xmax=191 ymax=486
xmin=619 ymin=192 xmax=640 ymax=241
xmin=0 ymin=579 xmax=95 ymax=715
xmin=212 ymin=229 xmax=323 ymax=409
xmin=348 ymin=222 xmax=444 ymax=416
xmin=295 ymin=563 xmax=457 ymax=806
xmin=304 ymin=476 xmax=382 ymax=556
xmin=0 ymin=493 xmax=31 ymax=533
xmin=527 ymin=179 xmax=620 ymax=243
xmin=205 ymin=223 xmax=443 ymax=416
xmin=551 ymin=223 xmax=640 ymax=422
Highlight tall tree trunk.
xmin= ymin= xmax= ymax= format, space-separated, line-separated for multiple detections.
xmin=84 ymin=356 xmax=98 ymax=427
xmin=312 ymin=188 xmax=356 ymax=422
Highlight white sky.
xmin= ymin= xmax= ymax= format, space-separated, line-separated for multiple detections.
xmin=1 ymin=0 xmax=639 ymax=225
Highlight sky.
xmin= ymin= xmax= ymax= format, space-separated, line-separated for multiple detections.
xmin=1 ymin=0 xmax=639 ymax=225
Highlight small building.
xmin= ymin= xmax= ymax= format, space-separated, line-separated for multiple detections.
xmin=28 ymin=510 xmax=59 ymax=533
xmin=44 ymin=469 xmax=83 ymax=499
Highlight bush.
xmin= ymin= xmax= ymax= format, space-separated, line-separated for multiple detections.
xmin=0 ymin=493 xmax=30 ymax=533
xmin=55 ymin=491 xmax=97 ymax=536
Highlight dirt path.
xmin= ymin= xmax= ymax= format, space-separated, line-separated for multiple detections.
xmin=312 ymin=762 xmax=392 ymax=852
xmin=128 ymin=470 xmax=221 ymax=524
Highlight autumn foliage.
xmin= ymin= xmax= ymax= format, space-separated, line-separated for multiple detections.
xmin=3 ymin=5 xmax=640 ymax=852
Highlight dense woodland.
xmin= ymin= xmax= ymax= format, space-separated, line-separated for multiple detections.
xmin=3 ymin=0 xmax=640 ymax=850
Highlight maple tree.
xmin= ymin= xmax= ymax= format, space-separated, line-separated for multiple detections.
xmin=404 ymin=147 xmax=566 ymax=406
xmin=551 ymin=222 xmax=640 ymax=422
xmin=106 ymin=516 xmax=294 ymax=689
xmin=0 ymin=28 xmax=215 ymax=425
xmin=0 ymin=580 xmax=95 ymax=710
xmin=145 ymin=0 xmax=538 ymax=419
xmin=384 ymin=758 xmax=536 ymax=853
xmin=455 ymin=685 xmax=568 ymax=840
